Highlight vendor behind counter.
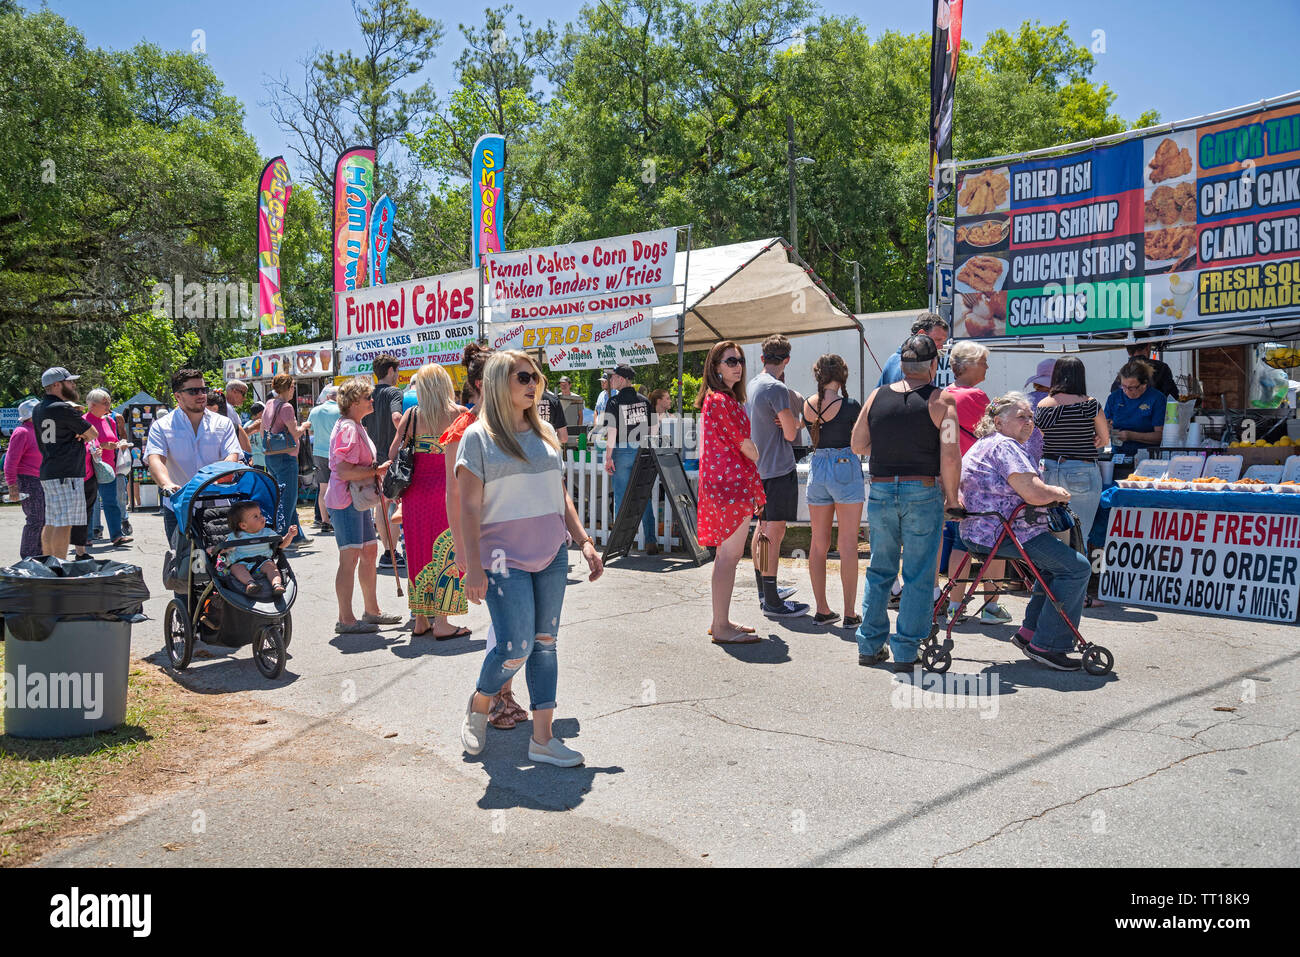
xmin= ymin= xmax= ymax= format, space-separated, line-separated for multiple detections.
xmin=1105 ymin=358 xmax=1168 ymax=459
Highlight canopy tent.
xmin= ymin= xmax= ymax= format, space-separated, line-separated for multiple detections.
xmin=113 ymin=391 xmax=163 ymax=415
xmin=644 ymin=237 xmax=859 ymax=350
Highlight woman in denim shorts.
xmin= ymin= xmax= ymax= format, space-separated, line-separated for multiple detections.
xmin=801 ymin=354 xmax=865 ymax=626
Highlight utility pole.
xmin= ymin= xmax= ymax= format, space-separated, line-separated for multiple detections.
xmin=787 ymin=114 xmax=798 ymax=258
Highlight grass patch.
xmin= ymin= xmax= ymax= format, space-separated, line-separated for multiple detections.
xmin=0 ymin=640 xmax=199 ymax=864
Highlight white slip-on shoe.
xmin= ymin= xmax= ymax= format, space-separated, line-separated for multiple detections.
xmin=461 ymin=694 xmax=489 ymax=755
xmin=528 ymin=736 xmax=584 ymax=767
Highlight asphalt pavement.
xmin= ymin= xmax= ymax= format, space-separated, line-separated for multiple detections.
xmin=7 ymin=505 xmax=1297 ymax=867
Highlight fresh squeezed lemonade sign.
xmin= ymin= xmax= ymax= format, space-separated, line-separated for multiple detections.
xmin=1100 ymin=506 xmax=1300 ymax=621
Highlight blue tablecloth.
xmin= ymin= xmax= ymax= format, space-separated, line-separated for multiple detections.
xmin=1100 ymin=487 xmax=1300 ymax=515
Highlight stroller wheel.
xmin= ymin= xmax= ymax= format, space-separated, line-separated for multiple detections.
xmin=922 ymin=643 xmax=952 ymax=674
xmin=253 ymin=625 xmax=287 ymax=679
xmin=1082 ymin=645 xmax=1114 ymax=676
xmin=281 ymin=613 xmax=292 ymax=650
xmin=164 ymin=599 xmax=194 ymax=672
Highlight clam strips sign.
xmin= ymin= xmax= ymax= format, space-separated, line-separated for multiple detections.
xmin=547 ymin=337 xmax=658 ymax=372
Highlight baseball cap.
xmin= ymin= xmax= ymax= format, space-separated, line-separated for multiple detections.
xmin=612 ymin=365 xmax=635 ymax=381
xmin=1025 ymin=357 xmax=1056 ymax=390
xmin=318 ymin=385 xmax=338 ymax=402
xmin=899 ymin=334 xmax=938 ymax=363
xmin=599 ymin=371 xmax=610 ymax=381
xmin=41 ymin=367 xmax=79 ymax=388
xmin=558 ymin=376 xmax=570 ymax=384
xmin=18 ymin=398 xmax=39 ymax=421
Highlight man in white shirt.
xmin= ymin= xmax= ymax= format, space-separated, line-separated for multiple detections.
xmin=146 ymin=368 xmax=242 ymax=604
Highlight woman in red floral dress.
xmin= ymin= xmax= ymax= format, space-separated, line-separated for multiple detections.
xmin=697 ymin=340 xmax=766 ymax=644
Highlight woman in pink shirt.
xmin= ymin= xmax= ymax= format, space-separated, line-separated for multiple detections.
xmin=4 ymin=399 xmax=45 ymax=558
xmin=84 ymin=389 xmax=132 ymax=547
xmin=325 ymin=378 xmax=401 ymax=634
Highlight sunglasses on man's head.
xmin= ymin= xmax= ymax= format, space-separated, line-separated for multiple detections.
xmin=179 ymin=386 xmax=209 ymax=396
xmin=514 ymin=370 xmax=541 ymax=385
xmin=720 ymin=356 xmax=745 ymax=368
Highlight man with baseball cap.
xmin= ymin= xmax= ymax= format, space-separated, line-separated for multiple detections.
xmin=877 ymin=313 xmax=951 ymax=388
xmin=224 ymin=379 xmax=252 ymax=452
xmin=603 ymin=365 xmax=657 ymax=553
xmin=851 ymin=334 xmax=961 ymax=674
xmin=32 ymin=367 xmax=100 ymax=559
xmin=594 ymin=372 xmax=613 ymax=420
xmin=308 ymin=385 xmax=341 ymax=533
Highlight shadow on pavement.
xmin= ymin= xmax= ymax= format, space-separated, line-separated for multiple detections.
xmin=142 ymin=648 xmax=303 ymax=692
xmin=714 ymin=634 xmax=791 ymax=664
xmin=466 ymin=718 xmax=624 ymax=811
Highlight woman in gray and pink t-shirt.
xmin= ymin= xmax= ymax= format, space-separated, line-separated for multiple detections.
xmin=456 ymin=351 xmax=603 ymax=768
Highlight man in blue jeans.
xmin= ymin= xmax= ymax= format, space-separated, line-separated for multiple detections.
xmin=850 ymin=334 xmax=961 ymax=674
xmin=603 ymin=366 xmax=659 ymax=553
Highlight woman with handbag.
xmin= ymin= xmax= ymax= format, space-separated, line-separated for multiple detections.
xmin=261 ymin=373 xmax=311 ymax=547
xmin=388 ymin=363 xmax=468 ymax=639
xmin=83 ymin=389 xmax=132 ymax=547
xmin=325 ymin=378 xmax=402 ymax=634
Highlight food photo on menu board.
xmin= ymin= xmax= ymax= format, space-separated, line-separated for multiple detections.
xmin=950 ymin=101 xmax=1300 ymax=341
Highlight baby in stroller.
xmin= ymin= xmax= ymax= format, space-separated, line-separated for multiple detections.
xmin=218 ymin=502 xmax=296 ymax=596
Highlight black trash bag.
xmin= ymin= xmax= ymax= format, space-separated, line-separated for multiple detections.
xmin=0 ymin=556 xmax=151 ymax=642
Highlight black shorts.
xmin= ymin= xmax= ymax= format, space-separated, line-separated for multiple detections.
xmin=760 ymin=469 xmax=799 ymax=522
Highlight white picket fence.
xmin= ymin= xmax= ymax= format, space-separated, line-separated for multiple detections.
xmin=563 ymin=452 xmax=698 ymax=552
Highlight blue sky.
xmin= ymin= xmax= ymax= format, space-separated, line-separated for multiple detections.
xmin=44 ymin=0 xmax=1300 ymax=162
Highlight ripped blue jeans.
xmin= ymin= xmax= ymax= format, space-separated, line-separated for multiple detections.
xmin=476 ymin=545 xmax=569 ymax=711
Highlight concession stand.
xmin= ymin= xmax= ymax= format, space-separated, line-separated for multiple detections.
xmin=936 ymin=90 xmax=1300 ymax=622
xmin=223 ymin=339 xmax=336 ymax=415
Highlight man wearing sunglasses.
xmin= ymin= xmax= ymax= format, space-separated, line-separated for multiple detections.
xmin=145 ymin=369 xmax=242 ymax=604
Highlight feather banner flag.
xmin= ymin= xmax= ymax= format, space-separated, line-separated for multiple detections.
xmin=257 ymin=157 xmax=292 ymax=334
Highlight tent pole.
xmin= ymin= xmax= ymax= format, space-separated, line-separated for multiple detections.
xmin=677 ymin=224 xmax=693 ymax=416
xmin=853 ymin=260 xmax=863 ymax=403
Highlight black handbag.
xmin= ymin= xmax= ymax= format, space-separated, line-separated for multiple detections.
xmin=382 ymin=409 xmax=416 ymax=500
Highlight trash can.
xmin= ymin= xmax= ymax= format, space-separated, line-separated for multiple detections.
xmin=0 ymin=556 xmax=149 ymax=739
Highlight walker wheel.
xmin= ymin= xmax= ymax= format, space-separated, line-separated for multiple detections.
xmin=163 ymin=599 xmax=193 ymax=672
xmin=253 ymin=625 xmax=287 ymax=679
xmin=1082 ymin=645 xmax=1114 ymax=676
xmin=922 ymin=644 xmax=952 ymax=674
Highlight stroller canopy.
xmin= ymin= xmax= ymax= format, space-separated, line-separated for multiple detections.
xmin=172 ymin=462 xmax=280 ymax=537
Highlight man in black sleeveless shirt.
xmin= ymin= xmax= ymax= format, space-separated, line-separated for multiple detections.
xmin=850 ymin=334 xmax=961 ymax=674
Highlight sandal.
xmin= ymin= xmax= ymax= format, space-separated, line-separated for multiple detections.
xmin=501 ymin=689 xmax=528 ymax=723
xmin=707 ymin=624 xmax=757 ymax=635
xmin=488 ymin=696 xmax=516 ymax=729
xmin=432 ymin=625 xmax=472 ymax=640
xmin=711 ymin=630 xmax=761 ymax=644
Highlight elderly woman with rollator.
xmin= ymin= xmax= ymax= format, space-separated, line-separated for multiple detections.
xmin=956 ymin=392 xmax=1091 ymax=672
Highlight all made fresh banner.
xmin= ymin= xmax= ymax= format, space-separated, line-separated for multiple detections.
xmin=483 ymin=227 xmax=676 ymax=310
xmin=1100 ymin=505 xmax=1300 ymax=622
xmin=335 ymin=269 xmax=479 ymax=373
xmin=952 ymin=101 xmax=1300 ymax=339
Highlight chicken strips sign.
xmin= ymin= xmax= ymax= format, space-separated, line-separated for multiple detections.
xmin=950 ymin=97 xmax=1300 ymax=340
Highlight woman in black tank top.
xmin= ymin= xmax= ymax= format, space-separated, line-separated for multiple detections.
xmin=801 ymin=354 xmax=866 ymax=626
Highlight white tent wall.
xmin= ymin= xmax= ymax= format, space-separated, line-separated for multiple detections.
xmin=744 ymin=310 xmax=1191 ymax=407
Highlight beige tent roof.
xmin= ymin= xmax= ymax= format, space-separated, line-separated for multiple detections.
xmin=648 ymin=238 xmax=857 ymax=350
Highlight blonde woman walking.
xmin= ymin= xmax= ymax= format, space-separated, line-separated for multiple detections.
xmin=458 ymin=351 xmax=603 ymax=766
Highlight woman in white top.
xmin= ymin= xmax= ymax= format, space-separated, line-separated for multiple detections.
xmin=457 ymin=351 xmax=603 ymax=767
